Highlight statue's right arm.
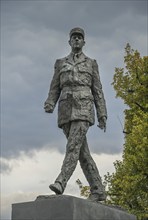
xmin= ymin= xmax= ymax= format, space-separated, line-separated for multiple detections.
xmin=44 ymin=103 xmax=54 ymax=113
xmin=44 ymin=59 xmax=61 ymax=113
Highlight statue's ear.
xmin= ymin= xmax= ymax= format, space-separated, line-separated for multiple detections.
xmin=68 ymin=40 xmax=71 ymax=46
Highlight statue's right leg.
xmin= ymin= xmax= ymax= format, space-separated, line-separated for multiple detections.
xmin=49 ymin=123 xmax=70 ymax=195
xmin=49 ymin=121 xmax=89 ymax=194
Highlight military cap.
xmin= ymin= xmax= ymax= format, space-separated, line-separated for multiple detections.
xmin=69 ymin=27 xmax=85 ymax=39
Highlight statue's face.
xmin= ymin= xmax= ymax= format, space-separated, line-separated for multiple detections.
xmin=69 ymin=34 xmax=85 ymax=51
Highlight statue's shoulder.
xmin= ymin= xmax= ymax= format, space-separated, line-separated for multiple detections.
xmin=55 ymin=56 xmax=67 ymax=65
xmin=54 ymin=57 xmax=66 ymax=69
xmin=57 ymin=55 xmax=69 ymax=61
xmin=83 ymin=54 xmax=99 ymax=70
xmin=83 ymin=54 xmax=97 ymax=63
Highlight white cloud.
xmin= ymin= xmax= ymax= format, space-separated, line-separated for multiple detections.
xmin=1 ymin=148 xmax=122 ymax=219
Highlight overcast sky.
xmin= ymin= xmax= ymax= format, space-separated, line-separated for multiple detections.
xmin=1 ymin=0 xmax=147 ymax=219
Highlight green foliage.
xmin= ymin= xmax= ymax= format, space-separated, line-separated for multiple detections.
xmin=76 ymin=179 xmax=90 ymax=198
xmin=104 ymin=44 xmax=148 ymax=220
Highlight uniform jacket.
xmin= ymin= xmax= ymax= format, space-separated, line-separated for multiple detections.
xmin=45 ymin=52 xmax=107 ymax=128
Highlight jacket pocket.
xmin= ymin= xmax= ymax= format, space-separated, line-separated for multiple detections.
xmin=80 ymin=90 xmax=94 ymax=101
xmin=78 ymin=66 xmax=92 ymax=76
xmin=59 ymin=92 xmax=73 ymax=101
xmin=60 ymin=64 xmax=72 ymax=74
xmin=59 ymin=92 xmax=67 ymax=101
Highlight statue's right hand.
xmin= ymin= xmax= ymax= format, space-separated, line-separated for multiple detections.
xmin=44 ymin=103 xmax=53 ymax=113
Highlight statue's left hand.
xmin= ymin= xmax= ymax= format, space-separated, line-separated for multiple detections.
xmin=97 ymin=116 xmax=107 ymax=132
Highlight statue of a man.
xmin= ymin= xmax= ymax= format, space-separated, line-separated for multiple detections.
xmin=44 ymin=27 xmax=107 ymax=202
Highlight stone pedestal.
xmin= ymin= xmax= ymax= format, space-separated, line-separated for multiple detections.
xmin=12 ymin=195 xmax=136 ymax=220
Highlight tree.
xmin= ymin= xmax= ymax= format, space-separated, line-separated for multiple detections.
xmin=76 ymin=179 xmax=90 ymax=198
xmin=104 ymin=44 xmax=148 ymax=220
xmin=76 ymin=44 xmax=148 ymax=219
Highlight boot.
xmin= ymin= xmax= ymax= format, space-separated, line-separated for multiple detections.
xmin=88 ymin=192 xmax=106 ymax=202
xmin=49 ymin=182 xmax=63 ymax=195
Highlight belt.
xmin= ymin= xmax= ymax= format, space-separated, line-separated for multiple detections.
xmin=62 ymin=85 xmax=91 ymax=92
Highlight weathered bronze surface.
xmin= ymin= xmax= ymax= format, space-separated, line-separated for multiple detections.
xmin=44 ymin=27 xmax=107 ymax=202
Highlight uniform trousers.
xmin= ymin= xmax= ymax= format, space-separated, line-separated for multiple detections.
xmin=55 ymin=120 xmax=105 ymax=195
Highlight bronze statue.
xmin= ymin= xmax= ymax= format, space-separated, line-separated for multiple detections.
xmin=44 ymin=27 xmax=107 ymax=202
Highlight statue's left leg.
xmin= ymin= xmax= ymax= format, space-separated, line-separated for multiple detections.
xmin=79 ymin=138 xmax=106 ymax=201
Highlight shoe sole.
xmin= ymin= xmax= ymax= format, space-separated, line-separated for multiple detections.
xmin=88 ymin=195 xmax=106 ymax=202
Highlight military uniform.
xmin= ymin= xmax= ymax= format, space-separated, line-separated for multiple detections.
xmin=45 ymin=27 xmax=107 ymax=200
xmin=46 ymin=52 xmax=107 ymax=127
xmin=45 ymin=52 xmax=107 ymax=198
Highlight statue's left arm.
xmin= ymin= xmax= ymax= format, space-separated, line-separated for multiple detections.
xmin=91 ymin=59 xmax=107 ymax=131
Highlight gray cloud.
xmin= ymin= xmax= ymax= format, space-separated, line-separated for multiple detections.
xmin=1 ymin=159 xmax=12 ymax=174
xmin=2 ymin=1 xmax=147 ymax=35
xmin=1 ymin=1 xmax=147 ymax=161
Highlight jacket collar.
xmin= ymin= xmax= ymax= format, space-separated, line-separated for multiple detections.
xmin=65 ymin=52 xmax=87 ymax=65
